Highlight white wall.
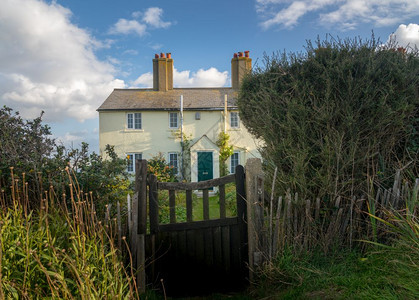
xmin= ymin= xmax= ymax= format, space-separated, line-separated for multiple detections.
xmin=99 ymin=109 xmax=261 ymax=178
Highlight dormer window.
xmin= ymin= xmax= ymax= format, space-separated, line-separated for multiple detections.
xmin=127 ymin=113 xmax=141 ymax=129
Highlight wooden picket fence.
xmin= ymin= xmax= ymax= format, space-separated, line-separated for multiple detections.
xmin=264 ymin=170 xmax=419 ymax=259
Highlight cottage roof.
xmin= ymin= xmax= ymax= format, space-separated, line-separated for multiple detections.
xmin=97 ymin=88 xmax=238 ymax=111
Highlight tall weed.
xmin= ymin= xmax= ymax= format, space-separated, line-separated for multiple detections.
xmin=0 ymin=169 xmax=138 ymax=299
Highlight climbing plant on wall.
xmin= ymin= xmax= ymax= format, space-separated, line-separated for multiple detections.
xmin=216 ymin=132 xmax=234 ymax=177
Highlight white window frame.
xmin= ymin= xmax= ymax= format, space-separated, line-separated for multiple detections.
xmin=230 ymin=151 xmax=240 ymax=174
xmin=168 ymin=152 xmax=179 ymax=174
xmin=169 ymin=112 xmax=179 ymax=129
xmin=127 ymin=153 xmax=142 ymax=173
xmin=127 ymin=113 xmax=142 ymax=130
xmin=230 ymin=112 xmax=240 ymax=128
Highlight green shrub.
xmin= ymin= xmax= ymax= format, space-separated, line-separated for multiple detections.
xmin=147 ymin=153 xmax=177 ymax=182
xmin=238 ymin=37 xmax=418 ymax=200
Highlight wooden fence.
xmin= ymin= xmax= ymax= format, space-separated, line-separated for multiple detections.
xmin=261 ymin=170 xmax=419 ymax=259
xmin=104 ymin=159 xmax=417 ymax=293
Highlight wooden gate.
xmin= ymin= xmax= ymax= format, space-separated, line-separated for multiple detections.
xmin=144 ymin=164 xmax=248 ymax=296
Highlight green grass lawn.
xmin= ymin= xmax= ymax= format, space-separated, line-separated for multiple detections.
xmin=249 ymin=247 xmax=419 ymax=300
xmin=157 ymin=183 xmax=237 ymax=223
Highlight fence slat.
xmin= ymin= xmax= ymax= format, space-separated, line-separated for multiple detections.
xmin=203 ymin=189 xmax=209 ymax=220
xmin=269 ymin=167 xmax=278 ymax=260
xmin=235 ymin=164 xmax=248 ymax=279
xmin=349 ymin=196 xmax=355 ymax=249
xmin=272 ymin=196 xmax=282 ymax=255
xmin=169 ymin=190 xmax=176 ymax=224
xmin=286 ymin=194 xmax=292 ymax=245
xmin=117 ymin=201 xmax=121 ymax=249
xmin=219 ymin=184 xmax=226 ymax=219
xmin=221 ymin=226 xmax=231 ymax=273
xmin=135 ymin=159 xmax=147 ymax=294
xmin=131 ymin=192 xmax=138 ymax=269
xmin=137 ymin=160 xmax=147 ymax=235
xmin=186 ymin=190 xmax=193 ymax=222
xmin=127 ymin=194 xmax=132 ymax=238
xmin=235 ymin=165 xmax=246 ymax=223
xmin=303 ymin=199 xmax=311 ymax=250
xmin=149 ymin=175 xmax=159 ymax=234
xmin=281 ymin=196 xmax=288 ymax=249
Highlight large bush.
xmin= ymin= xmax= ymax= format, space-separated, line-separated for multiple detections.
xmin=238 ymin=38 xmax=418 ymax=200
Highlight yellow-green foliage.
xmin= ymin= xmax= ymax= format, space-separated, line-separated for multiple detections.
xmin=216 ymin=132 xmax=234 ymax=176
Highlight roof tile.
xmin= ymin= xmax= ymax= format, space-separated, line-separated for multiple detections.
xmin=97 ymin=88 xmax=238 ymax=111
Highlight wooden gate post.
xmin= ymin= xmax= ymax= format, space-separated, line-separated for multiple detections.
xmin=148 ymin=174 xmax=159 ymax=283
xmin=245 ymin=158 xmax=265 ymax=282
xmin=135 ymin=159 xmax=147 ymax=293
xmin=235 ymin=165 xmax=248 ymax=280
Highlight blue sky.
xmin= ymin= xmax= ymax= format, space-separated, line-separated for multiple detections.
xmin=1 ymin=0 xmax=418 ymax=152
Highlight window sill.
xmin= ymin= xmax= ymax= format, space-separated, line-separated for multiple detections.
xmin=228 ymin=128 xmax=241 ymax=131
xmin=123 ymin=129 xmax=144 ymax=133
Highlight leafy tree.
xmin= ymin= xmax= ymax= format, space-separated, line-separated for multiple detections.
xmin=237 ymin=37 xmax=418 ymax=201
xmin=0 ymin=106 xmax=129 ymax=211
xmin=0 ymin=106 xmax=56 ymax=200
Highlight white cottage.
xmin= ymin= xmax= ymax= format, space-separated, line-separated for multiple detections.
xmin=97 ymin=52 xmax=261 ymax=181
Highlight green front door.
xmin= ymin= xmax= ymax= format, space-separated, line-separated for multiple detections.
xmin=197 ymin=152 xmax=213 ymax=182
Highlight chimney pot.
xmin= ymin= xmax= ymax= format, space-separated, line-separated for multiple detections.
xmin=153 ymin=52 xmax=173 ymax=91
xmin=245 ymin=51 xmax=250 ymax=58
xmin=167 ymin=53 xmax=172 ymax=59
xmin=155 ymin=54 xmax=159 ymax=59
xmin=231 ymin=50 xmax=252 ymax=89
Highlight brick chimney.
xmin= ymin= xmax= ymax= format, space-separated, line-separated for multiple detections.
xmin=231 ymin=51 xmax=252 ymax=89
xmin=153 ymin=53 xmax=173 ymax=91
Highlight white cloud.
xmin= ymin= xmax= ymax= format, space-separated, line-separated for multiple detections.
xmin=387 ymin=24 xmax=419 ymax=51
xmin=0 ymin=0 xmax=125 ymax=122
xmin=257 ymin=0 xmax=419 ymax=30
xmin=123 ymin=49 xmax=139 ymax=55
xmin=132 ymin=73 xmax=153 ymax=87
xmin=109 ymin=7 xmax=171 ymax=37
xmin=174 ymin=68 xmax=228 ymax=87
xmin=58 ymin=131 xmax=86 ymax=144
xmin=131 ymin=68 xmax=229 ymax=88
xmin=142 ymin=7 xmax=172 ymax=28
xmin=148 ymin=43 xmax=163 ymax=50
xmin=109 ymin=19 xmax=147 ymax=36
